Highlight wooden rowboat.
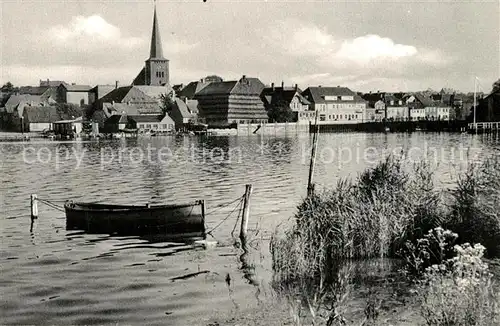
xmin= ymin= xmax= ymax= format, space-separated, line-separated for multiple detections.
xmin=64 ymin=200 xmax=206 ymax=238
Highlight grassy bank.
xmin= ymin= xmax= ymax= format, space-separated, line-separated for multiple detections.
xmin=271 ymin=155 xmax=500 ymax=325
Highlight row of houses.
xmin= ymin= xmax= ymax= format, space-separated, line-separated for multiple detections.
xmin=2 ymin=74 xmax=483 ymax=133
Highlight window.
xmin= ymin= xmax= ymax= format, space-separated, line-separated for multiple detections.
xmin=146 ymin=124 xmax=152 ymax=129
xmin=320 ymin=114 xmax=326 ymax=121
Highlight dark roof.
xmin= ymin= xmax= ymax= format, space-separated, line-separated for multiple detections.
xmin=195 ymin=76 xmax=265 ymax=97
xmin=413 ymin=93 xmax=434 ymax=107
xmin=177 ymin=81 xmax=212 ymax=99
xmin=128 ymin=115 xmax=165 ymax=123
xmin=195 ymin=81 xmax=237 ymax=96
xmin=100 ymin=86 xmax=134 ymax=103
xmin=62 ymin=84 xmax=92 ymax=92
xmin=261 ymin=87 xmax=310 ymax=106
xmin=132 ymin=67 xmax=146 ymax=85
xmin=302 ymin=87 xmax=366 ymax=103
xmin=40 ymin=80 xmax=67 ymax=87
xmin=19 ymin=86 xmax=50 ymax=95
xmin=23 ymin=106 xmax=60 ymax=123
xmin=105 ymin=114 xmax=129 ymax=125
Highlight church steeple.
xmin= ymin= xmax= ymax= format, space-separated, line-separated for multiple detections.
xmin=132 ymin=1 xmax=169 ymax=86
xmin=149 ymin=2 xmax=164 ymax=59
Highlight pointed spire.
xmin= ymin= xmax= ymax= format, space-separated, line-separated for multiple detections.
xmin=149 ymin=1 xmax=164 ymax=59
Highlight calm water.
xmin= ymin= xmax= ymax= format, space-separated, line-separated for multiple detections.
xmin=1 ymin=132 xmax=499 ymax=325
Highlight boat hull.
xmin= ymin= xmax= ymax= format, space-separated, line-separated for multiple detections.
xmin=64 ymin=201 xmax=205 ymax=237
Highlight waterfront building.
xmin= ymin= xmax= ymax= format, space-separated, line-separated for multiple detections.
xmin=301 ymin=86 xmax=367 ymax=124
xmin=129 ymin=115 xmax=175 ymax=132
xmin=194 ymin=75 xmax=268 ymax=127
xmin=385 ymin=94 xmax=408 ymax=121
xmin=475 ymin=89 xmax=500 ymax=122
xmin=53 ymin=117 xmax=83 ymax=137
xmin=169 ymin=98 xmax=197 ymax=129
xmin=261 ymin=82 xmax=312 ymax=124
xmin=21 ymin=106 xmax=71 ymax=132
xmin=361 ymin=92 xmax=386 ymax=121
xmin=132 ymin=4 xmax=169 ymax=86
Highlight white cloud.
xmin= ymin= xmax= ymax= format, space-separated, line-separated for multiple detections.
xmin=335 ymin=34 xmax=417 ymax=64
xmin=268 ymin=19 xmax=450 ymax=70
xmin=48 ymin=15 xmax=144 ymax=51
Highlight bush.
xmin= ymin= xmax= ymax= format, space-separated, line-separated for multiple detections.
xmin=420 ymin=243 xmax=499 ymax=325
xmin=400 ymin=227 xmax=458 ymax=279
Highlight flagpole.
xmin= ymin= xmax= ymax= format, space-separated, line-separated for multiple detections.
xmin=473 ymin=77 xmax=477 ymax=126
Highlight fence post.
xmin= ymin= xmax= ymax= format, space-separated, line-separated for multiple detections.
xmin=31 ymin=194 xmax=38 ymax=220
xmin=240 ymin=184 xmax=253 ymax=241
xmin=307 ymin=113 xmax=319 ymax=197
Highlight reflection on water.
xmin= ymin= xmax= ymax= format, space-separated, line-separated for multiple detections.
xmin=1 ymin=132 xmax=499 ymax=324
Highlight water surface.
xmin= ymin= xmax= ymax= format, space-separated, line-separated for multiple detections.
xmin=1 ymin=132 xmax=499 ymax=325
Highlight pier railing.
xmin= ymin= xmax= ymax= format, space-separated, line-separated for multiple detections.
xmin=467 ymin=122 xmax=500 ymax=134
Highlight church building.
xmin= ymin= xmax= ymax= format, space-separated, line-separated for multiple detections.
xmin=133 ymin=4 xmax=170 ymax=86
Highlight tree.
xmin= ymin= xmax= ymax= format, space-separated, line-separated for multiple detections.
xmin=492 ymin=79 xmax=500 ymax=94
xmin=1 ymin=82 xmax=15 ymax=93
xmin=160 ymin=91 xmax=175 ymax=114
xmin=267 ymin=99 xmax=295 ymax=123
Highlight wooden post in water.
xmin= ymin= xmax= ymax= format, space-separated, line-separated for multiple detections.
xmin=307 ymin=112 xmax=319 ymax=197
xmin=240 ymin=184 xmax=253 ymax=241
xmin=30 ymin=194 xmax=38 ymax=220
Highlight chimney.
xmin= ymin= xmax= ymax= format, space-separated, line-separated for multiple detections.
xmin=281 ymin=81 xmax=284 ymax=88
xmin=115 ymin=81 xmax=119 ymax=89
xmin=271 ymin=82 xmax=275 ymax=91
xmin=295 ymin=84 xmax=298 ymax=91
xmin=242 ymin=75 xmax=246 ymax=79
xmin=200 ymin=78 xmax=203 ymax=82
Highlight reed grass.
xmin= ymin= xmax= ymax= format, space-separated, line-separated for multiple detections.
xmin=270 ymin=154 xmax=500 ymax=324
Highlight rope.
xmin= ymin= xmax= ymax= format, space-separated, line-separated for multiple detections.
xmin=36 ymin=198 xmax=66 ymax=212
xmin=205 ymin=196 xmax=245 ymax=216
xmin=230 ymin=200 xmax=245 ymax=238
xmin=207 ymin=196 xmax=244 ymax=235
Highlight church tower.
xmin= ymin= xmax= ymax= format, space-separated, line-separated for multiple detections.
xmin=135 ymin=3 xmax=169 ymax=86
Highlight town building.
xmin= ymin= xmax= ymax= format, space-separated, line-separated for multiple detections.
xmin=475 ymin=89 xmax=500 ymax=122
xmin=195 ymin=75 xmax=268 ymax=127
xmin=89 ymin=84 xmax=117 ymax=105
xmin=407 ymin=93 xmax=453 ymax=121
xmin=385 ymin=93 xmax=409 ymax=121
xmin=129 ymin=115 xmax=175 ymax=132
xmin=53 ymin=117 xmax=83 ymax=137
xmin=22 ymin=106 xmax=60 ymax=132
xmin=169 ymin=98 xmax=197 ymax=129
xmin=57 ymin=83 xmax=92 ymax=106
xmin=132 ymin=4 xmax=169 ymax=86
xmin=301 ymin=86 xmax=367 ymax=124
xmin=39 ymin=79 xmax=67 ymax=87
xmin=261 ymin=82 xmax=312 ymax=123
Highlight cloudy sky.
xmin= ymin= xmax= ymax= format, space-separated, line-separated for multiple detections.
xmin=1 ymin=0 xmax=499 ymax=92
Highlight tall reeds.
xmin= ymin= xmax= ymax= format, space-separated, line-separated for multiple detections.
xmin=271 ymin=154 xmax=500 ymax=324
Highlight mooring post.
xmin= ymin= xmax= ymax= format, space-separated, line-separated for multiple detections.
xmin=240 ymin=184 xmax=253 ymax=241
xmin=30 ymin=194 xmax=38 ymax=220
xmin=307 ymin=112 xmax=320 ymax=197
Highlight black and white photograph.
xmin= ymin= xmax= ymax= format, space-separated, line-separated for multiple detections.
xmin=1 ymin=0 xmax=500 ymax=325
